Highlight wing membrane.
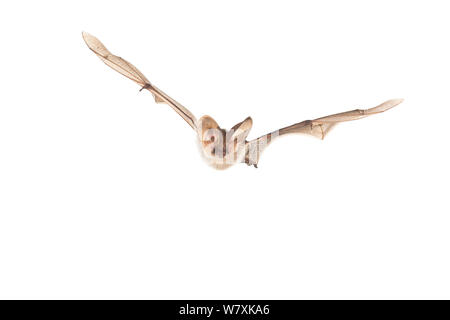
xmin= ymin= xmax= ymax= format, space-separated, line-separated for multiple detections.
xmin=82 ymin=32 xmax=197 ymax=130
xmin=245 ymin=99 xmax=403 ymax=167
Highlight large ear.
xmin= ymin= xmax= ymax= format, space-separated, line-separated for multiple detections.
xmin=198 ymin=115 xmax=220 ymax=140
xmin=230 ymin=116 xmax=253 ymax=142
xmin=198 ymin=115 xmax=219 ymax=131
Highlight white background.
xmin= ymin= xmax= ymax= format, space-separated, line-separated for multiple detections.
xmin=0 ymin=0 xmax=449 ymax=299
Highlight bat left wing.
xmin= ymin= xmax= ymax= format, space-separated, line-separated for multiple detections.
xmin=244 ymin=99 xmax=403 ymax=167
xmin=82 ymin=32 xmax=197 ymax=130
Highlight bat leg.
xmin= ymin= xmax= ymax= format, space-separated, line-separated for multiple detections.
xmin=244 ymin=154 xmax=258 ymax=168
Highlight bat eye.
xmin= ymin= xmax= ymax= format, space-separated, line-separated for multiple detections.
xmin=210 ymin=136 xmax=215 ymax=142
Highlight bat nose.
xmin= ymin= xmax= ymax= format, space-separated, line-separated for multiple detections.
xmin=222 ymin=145 xmax=227 ymax=157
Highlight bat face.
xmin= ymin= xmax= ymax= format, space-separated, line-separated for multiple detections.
xmin=198 ymin=116 xmax=252 ymax=169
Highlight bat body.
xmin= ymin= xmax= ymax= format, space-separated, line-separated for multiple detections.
xmin=82 ymin=32 xmax=403 ymax=169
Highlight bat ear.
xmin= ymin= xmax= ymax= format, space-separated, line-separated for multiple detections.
xmin=198 ymin=115 xmax=220 ymax=140
xmin=198 ymin=115 xmax=219 ymax=131
xmin=230 ymin=116 xmax=253 ymax=142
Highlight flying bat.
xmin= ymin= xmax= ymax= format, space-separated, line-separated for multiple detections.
xmin=82 ymin=32 xmax=403 ymax=169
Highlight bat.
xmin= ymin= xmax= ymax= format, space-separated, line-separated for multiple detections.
xmin=82 ymin=32 xmax=403 ymax=169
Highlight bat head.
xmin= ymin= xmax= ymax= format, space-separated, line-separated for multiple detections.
xmin=198 ymin=115 xmax=253 ymax=169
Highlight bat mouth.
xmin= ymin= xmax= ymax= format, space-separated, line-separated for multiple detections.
xmin=211 ymin=147 xmax=227 ymax=158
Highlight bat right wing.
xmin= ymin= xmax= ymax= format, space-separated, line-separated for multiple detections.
xmin=82 ymin=32 xmax=197 ymax=130
xmin=245 ymin=99 xmax=403 ymax=167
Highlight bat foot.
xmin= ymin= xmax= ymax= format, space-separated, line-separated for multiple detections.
xmin=245 ymin=162 xmax=258 ymax=168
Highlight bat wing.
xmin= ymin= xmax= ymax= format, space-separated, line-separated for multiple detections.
xmin=82 ymin=32 xmax=197 ymax=130
xmin=245 ymin=99 xmax=403 ymax=167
